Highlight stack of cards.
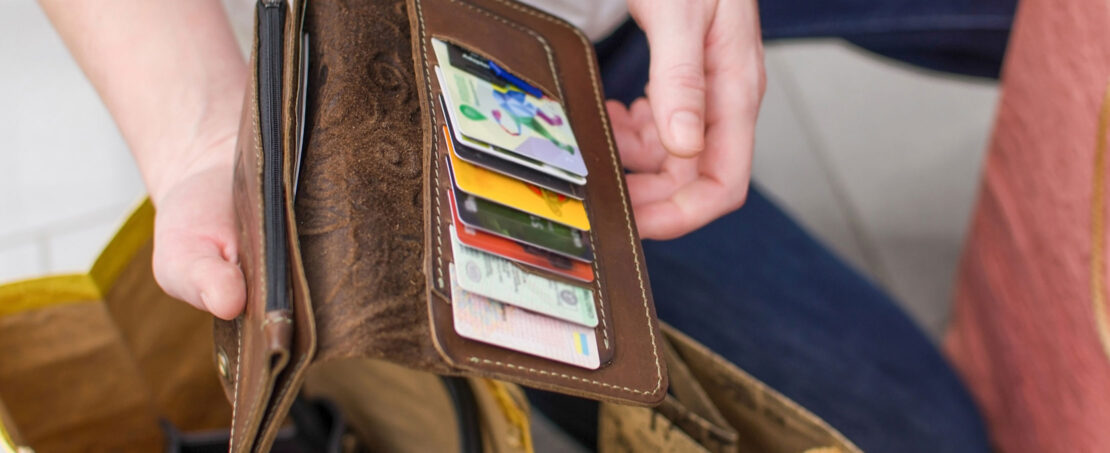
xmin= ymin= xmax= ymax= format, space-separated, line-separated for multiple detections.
xmin=433 ymin=38 xmax=602 ymax=370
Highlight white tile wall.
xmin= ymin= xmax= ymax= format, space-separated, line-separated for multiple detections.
xmin=752 ymin=53 xmax=873 ymax=276
xmin=0 ymin=242 xmax=43 ymax=283
xmin=0 ymin=1 xmax=145 ymax=280
xmin=759 ymin=41 xmax=999 ymax=337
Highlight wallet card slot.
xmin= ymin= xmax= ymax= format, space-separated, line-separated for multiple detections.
xmin=422 ymin=4 xmax=562 ymax=102
xmin=426 ymin=104 xmax=614 ymax=363
xmin=425 ymin=36 xmax=616 ymax=362
xmin=414 ymin=0 xmax=666 ymax=405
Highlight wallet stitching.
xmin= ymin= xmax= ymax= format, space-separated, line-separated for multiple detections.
xmin=591 ymin=254 xmax=608 ymax=347
xmin=417 ymin=0 xmax=660 ymax=396
xmin=233 ymin=39 xmax=271 ymax=448
xmin=231 ymin=42 xmax=266 ymax=447
xmin=442 ymin=0 xmax=564 ymax=99
xmin=469 ymin=359 xmax=648 ymax=395
xmin=483 ymin=0 xmax=662 ymax=395
xmin=260 ymin=316 xmax=294 ymax=327
xmin=230 ymin=318 xmax=243 ymax=451
xmin=258 ymin=313 xmax=297 ymax=432
xmin=425 ymin=0 xmax=565 ymax=291
xmin=420 ymin=1 xmax=446 ymax=289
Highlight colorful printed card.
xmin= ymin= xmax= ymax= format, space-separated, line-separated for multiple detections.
xmin=433 ymin=38 xmax=588 ymax=178
xmin=441 ymin=96 xmax=585 ymax=199
xmin=449 ymin=187 xmax=594 ymax=282
xmin=449 ymin=266 xmax=600 ymax=369
xmin=437 ymin=66 xmax=586 ymax=186
xmin=447 ymin=157 xmax=594 ymax=262
xmin=449 ymin=225 xmax=598 ymax=328
xmin=444 ymin=125 xmax=591 ymax=230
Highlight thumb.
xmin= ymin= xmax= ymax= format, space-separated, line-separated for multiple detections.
xmin=632 ymin=0 xmax=710 ymax=158
xmin=152 ymin=233 xmax=246 ymax=320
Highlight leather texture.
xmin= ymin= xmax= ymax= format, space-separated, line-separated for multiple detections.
xmin=218 ymin=0 xmax=668 ymax=450
xmin=215 ymin=1 xmax=319 ymax=452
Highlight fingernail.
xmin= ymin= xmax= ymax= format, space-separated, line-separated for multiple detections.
xmin=670 ymin=111 xmax=704 ymax=154
xmin=200 ymin=291 xmax=211 ymax=309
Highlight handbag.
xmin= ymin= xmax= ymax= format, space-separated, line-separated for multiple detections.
xmin=0 ymin=200 xmax=857 ymax=453
xmin=0 ymin=202 xmax=533 ymax=453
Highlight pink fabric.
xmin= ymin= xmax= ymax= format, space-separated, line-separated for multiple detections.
xmin=945 ymin=0 xmax=1110 ymax=451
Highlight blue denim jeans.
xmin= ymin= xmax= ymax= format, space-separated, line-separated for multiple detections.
xmin=530 ymin=1 xmax=1015 ymax=451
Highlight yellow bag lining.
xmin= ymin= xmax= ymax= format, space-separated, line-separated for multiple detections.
xmin=0 ymin=198 xmax=155 ymax=447
xmin=0 ymin=425 xmax=16 ymax=453
xmin=0 ymin=199 xmax=153 ymax=318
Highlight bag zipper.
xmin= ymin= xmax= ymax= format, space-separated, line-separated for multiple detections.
xmin=258 ymin=0 xmax=289 ymax=311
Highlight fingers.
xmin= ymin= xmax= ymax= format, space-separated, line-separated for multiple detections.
xmin=153 ymin=232 xmax=246 ymax=320
xmin=626 ymin=155 xmax=699 ymax=206
xmin=150 ymin=162 xmax=246 ymax=319
xmin=608 ymin=99 xmax=668 ymax=174
xmin=631 ymin=0 xmax=711 ymax=158
xmin=627 ymin=0 xmax=763 ymax=240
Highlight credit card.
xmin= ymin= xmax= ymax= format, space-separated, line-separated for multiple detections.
xmin=450 ymin=265 xmax=600 ymax=369
xmin=437 ymin=63 xmax=587 ymax=176
xmin=449 ymin=225 xmax=598 ymax=327
xmin=447 ymin=159 xmax=593 ymax=263
xmin=448 ymin=187 xmax=594 ymax=282
xmin=436 ymin=65 xmax=587 ymax=186
xmin=428 ymin=37 xmax=586 ymax=173
xmin=444 ymin=125 xmax=591 ymax=231
xmin=432 ymin=38 xmax=588 ymax=177
xmin=294 ymin=33 xmax=309 ymax=198
xmin=446 ymin=41 xmax=500 ymax=85
xmin=440 ymin=95 xmax=584 ymax=200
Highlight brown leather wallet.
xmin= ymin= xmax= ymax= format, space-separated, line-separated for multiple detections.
xmin=213 ymin=0 xmax=669 ymax=450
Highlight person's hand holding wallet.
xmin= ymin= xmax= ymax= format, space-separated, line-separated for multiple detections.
xmin=39 ymin=0 xmax=764 ymax=320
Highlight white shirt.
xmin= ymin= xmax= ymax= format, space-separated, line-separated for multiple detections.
xmin=517 ymin=0 xmax=629 ymax=41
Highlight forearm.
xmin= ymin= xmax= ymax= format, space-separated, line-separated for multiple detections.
xmin=38 ymin=0 xmax=246 ymax=204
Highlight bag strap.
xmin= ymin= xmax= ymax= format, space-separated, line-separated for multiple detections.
xmin=442 ymin=377 xmax=484 ymax=453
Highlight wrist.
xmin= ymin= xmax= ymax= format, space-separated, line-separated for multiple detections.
xmin=147 ymin=124 xmax=239 ymax=207
xmin=142 ymin=64 xmax=246 ymax=206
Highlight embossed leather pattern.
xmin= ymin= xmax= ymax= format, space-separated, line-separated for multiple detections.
xmin=297 ymin=0 xmax=451 ymax=371
xmin=218 ymin=0 xmax=668 ymax=450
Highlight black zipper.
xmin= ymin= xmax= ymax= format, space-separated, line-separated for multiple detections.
xmin=259 ymin=0 xmax=289 ymax=311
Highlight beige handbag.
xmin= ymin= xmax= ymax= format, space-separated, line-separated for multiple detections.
xmin=0 ymin=200 xmax=857 ymax=452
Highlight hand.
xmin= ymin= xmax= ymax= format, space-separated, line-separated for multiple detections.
xmin=615 ymin=0 xmax=765 ymax=239
xmin=150 ymin=137 xmax=245 ymax=320
xmin=39 ymin=0 xmax=249 ymax=318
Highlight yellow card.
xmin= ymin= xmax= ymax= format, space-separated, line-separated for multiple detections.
xmin=446 ymin=131 xmax=591 ymax=231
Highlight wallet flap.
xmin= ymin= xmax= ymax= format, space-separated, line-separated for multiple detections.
xmin=412 ymin=0 xmax=667 ymax=406
xmin=217 ymin=1 xmax=317 ymax=452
